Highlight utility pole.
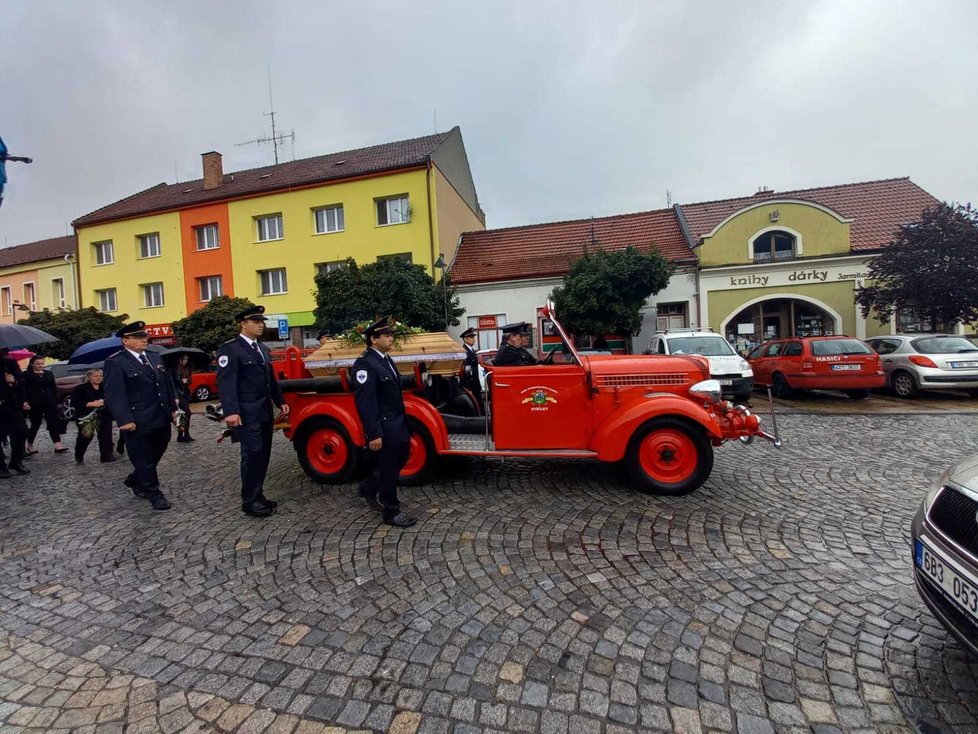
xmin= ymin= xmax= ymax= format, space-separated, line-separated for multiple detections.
xmin=235 ymin=68 xmax=296 ymax=164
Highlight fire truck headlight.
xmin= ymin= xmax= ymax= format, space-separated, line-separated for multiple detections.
xmin=689 ymin=379 xmax=722 ymax=404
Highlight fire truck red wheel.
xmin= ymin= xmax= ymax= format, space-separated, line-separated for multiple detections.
xmin=625 ymin=418 xmax=714 ymax=496
xmin=295 ymin=417 xmax=359 ymax=484
xmin=399 ymin=419 xmax=437 ymax=486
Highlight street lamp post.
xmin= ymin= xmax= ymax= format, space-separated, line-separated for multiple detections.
xmin=434 ymin=254 xmax=448 ymax=330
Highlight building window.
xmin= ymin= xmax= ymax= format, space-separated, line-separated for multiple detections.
xmin=314 ymin=205 xmax=345 ymax=234
xmin=256 ymin=214 xmax=284 ymax=242
xmin=138 ymin=232 xmax=161 ymax=258
xmin=377 ymin=252 xmax=413 ymax=264
xmin=656 ymin=302 xmax=687 ymax=331
xmin=0 ymin=287 xmax=11 ymax=315
xmin=316 ymin=261 xmax=348 ymax=276
xmin=896 ymin=307 xmax=952 ymax=334
xmin=93 ymin=240 xmax=114 ymax=265
xmin=142 ymin=282 xmax=165 ymax=308
xmin=22 ymin=283 xmax=36 ymax=312
xmin=195 ymin=224 xmax=220 ymax=251
xmin=198 ymin=275 xmax=223 ymax=302
xmin=752 ymin=230 xmax=796 ymax=262
xmin=259 ymin=268 xmax=288 ymax=295
xmin=96 ymin=288 xmax=117 ymax=312
xmin=52 ymin=278 xmax=66 ymax=308
xmin=377 ymin=195 xmax=410 ymax=226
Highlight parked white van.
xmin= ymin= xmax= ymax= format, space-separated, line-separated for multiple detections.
xmin=646 ymin=329 xmax=754 ymax=401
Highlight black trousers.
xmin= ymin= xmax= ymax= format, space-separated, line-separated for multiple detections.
xmin=176 ymin=393 xmax=192 ymax=440
xmin=360 ymin=420 xmax=410 ymax=519
xmin=0 ymin=404 xmax=27 ymax=469
xmin=27 ymin=403 xmax=61 ymax=444
xmin=75 ymin=412 xmax=114 ymax=462
xmin=235 ymin=420 xmax=274 ymax=505
xmin=123 ymin=425 xmax=171 ymax=500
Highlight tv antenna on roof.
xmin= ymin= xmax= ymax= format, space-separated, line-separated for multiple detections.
xmin=235 ymin=67 xmax=295 ymax=164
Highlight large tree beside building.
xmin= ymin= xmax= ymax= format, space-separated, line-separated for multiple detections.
xmin=18 ymin=307 xmax=129 ymax=360
xmin=855 ymin=202 xmax=978 ymax=331
xmin=551 ymin=246 xmax=674 ymax=337
xmin=314 ymin=258 xmax=463 ymax=335
xmin=171 ymin=295 xmax=258 ymax=354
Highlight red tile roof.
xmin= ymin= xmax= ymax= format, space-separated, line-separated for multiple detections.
xmin=0 ymin=235 xmax=76 ymax=269
xmin=451 ymin=209 xmax=693 ymax=285
xmin=73 ymin=129 xmax=457 ymax=227
xmin=679 ymin=177 xmax=938 ymax=252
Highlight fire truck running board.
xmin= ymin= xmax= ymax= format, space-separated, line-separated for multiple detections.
xmin=445 ymin=434 xmax=598 ymax=458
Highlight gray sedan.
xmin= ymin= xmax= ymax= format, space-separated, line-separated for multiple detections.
xmin=866 ymin=334 xmax=978 ymax=398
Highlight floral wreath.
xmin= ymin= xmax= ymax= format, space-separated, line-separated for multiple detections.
xmin=337 ymin=318 xmax=425 ymax=349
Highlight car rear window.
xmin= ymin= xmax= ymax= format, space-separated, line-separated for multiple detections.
xmin=810 ymin=339 xmax=872 ymax=356
xmin=668 ymin=336 xmax=736 ymax=356
xmin=912 ymin=336 xmax=978 ymax=355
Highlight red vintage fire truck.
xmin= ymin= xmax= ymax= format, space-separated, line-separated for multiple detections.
xmin=275 ymin=307 xmax=780 ymax=495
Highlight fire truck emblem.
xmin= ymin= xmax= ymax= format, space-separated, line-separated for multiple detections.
xmin=520 ymin=386 xmax=558 ymax=411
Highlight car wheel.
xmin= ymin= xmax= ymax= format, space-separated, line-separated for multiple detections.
xmin=58 ymin=395 xmax=75 ymax=422
xmin=625 ymin=417 xmax=714 ymax=496
xmin=399 ymin=418 xmax=437 ymax=486
xmin=891 ymin=370 xmax=918 ymax=399
xmin=771 ymin=372 xmax=794 ymax=399
xmin=194 ymin=385 xmax=211 ymax=402
xmin=295 ymin=417 xmax=359 ymax=483
xmin=846 ymin=388 xmax=871 ymax=400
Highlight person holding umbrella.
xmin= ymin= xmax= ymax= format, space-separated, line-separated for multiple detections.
xmin=24 ymin=355 xmax=67 ymax=454
xmin=0 ymin=347 xmax=29 ymax=477
xmin=104 ymin=322 xmax=178 ymax=511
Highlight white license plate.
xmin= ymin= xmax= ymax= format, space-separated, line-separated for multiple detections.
xmin=717 ymin=379 xmax=732 ymax=385
xmin=950 ymin=361 xmax=978 ymax=369
xmin=831 ymin=364 xmax=861 ymax=371
xmin=915 ymin=538 xmax=978 ymax=624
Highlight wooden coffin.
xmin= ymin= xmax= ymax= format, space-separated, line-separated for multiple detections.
xmin=304 ymin=332 xmax=466 ymax=377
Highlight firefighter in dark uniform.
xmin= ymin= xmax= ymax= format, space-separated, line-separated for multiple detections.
xmin=459 ymin=327 xmax=484 ymax=412
xmin=494 ymin=322 xmax=538 ymax=366
xmin=103 ymin=321 xmax=177 ymax=510
xmin=352 ymin=317 xmax=417 ymax=528
xmin=216 ymin=305 xmax=290 ymax=518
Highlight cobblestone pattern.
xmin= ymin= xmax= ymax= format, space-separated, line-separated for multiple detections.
xmin=0 ymin=413 xmax=977 ymax=733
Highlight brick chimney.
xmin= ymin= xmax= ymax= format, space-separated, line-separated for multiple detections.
xmin=202 ymin=151 xmax=223 ymax=190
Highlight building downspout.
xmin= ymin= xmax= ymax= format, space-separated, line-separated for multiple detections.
xmin=426 ymin=161 xmax=436 ymax=274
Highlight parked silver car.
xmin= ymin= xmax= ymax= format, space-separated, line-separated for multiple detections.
xmin=865 ymin=334 xmax=978 ymax=398
xmin=912 ymin=454 xmax=978 ymax=655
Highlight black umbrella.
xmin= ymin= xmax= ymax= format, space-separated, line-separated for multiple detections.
xmin=0 ymin=323 xmax=58 ymax=349
xmin=160 ymin=346 xmax=211 ymax=370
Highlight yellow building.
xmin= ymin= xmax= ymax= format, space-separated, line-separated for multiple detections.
xmin=0 ymin=235 xmax=79 ymax=324
xmin=72 ymin=127 xmax=484 ymax=343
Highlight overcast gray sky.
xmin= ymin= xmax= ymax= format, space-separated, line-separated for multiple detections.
xmin=2 ymin=0 xmax=975 ymax=247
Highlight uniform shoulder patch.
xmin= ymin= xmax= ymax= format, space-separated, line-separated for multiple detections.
xmin=355 ymin=369 xmax=368 ymax=384
xmin=218 ymin=355 xmax=229 ymax=368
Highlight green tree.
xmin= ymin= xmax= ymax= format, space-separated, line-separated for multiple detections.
xmin=17 ymin=307 xmax=129 ymax=360
xmin=171 ymin=295 xmax=257 ymax=354
xmin=313 ymin=258 xmax=463 ymax=334
xmin=551 ymin=246 xmax=674 ymax=337
xmin=855 ymin=202 xmax=978 ymax=332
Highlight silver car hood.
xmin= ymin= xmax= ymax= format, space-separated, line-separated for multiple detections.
xmin=948 ymin=454 xmax=978 ymax=489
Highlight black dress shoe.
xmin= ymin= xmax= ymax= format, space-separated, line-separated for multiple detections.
xmin=10 ymin=464 xmax=30 ymax=475
xmin=358 ymin=488 xmax=382 ymax=512
xmin=383 ymin=512 xmax=417 ymax=528
xmin=124 ymin=476 xmax=146 ymax=498
xmin=150 ymin=496 xmax=171 ymax=510
xmin=258 ymin=496 xmax=278 ymax=509
xmin=242 ymin=502 xmax=273 ymax=518
xmin=100 ymin=456 xmax=118 ymax=463
xmin=0 ymin=469 xmax=11 ymax=479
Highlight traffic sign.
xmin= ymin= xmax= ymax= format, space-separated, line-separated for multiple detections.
xmin=277 ymin=317 xmax=289 ymax=339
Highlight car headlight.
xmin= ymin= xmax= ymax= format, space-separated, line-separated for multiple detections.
xmin=739 ymin=361 xmax=749 ymax=371
xmin=924 ymin=468 xmax=950 ymax=515
xmin=689 ymin=379 xmax=722 ymax=403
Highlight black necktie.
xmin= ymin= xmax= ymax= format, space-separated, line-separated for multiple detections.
xmin=252 ymin=341 xmax=264 ymax=364
xmin=139 ymin=354 xmax=150 ymax=368
xmin=386 ymin=356 xmax=398 ymax=378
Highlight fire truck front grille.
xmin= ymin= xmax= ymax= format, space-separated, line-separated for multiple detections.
xmin=594 ymin=373 xmax=690 ymax=389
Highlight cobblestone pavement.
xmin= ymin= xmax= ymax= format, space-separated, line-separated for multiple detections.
xmin=1 ymin=411 xmax=978 ymax=734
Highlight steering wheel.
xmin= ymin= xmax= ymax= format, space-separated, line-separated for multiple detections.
xmin=542 ymin=349 xmax=557 ymax=365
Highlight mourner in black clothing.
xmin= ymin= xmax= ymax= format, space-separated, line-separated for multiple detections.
xmin=72 ymin=368 xmax=117 ymax=464
xmin=459 ymin=327 xmax=484 ymax=412
xmin=169 ymin=354 xmax=194 ymax=442
xmin=0 ymin=349 xmax=30 ymax=477
xmin=104 ymin=321 xmax=178 ymax=511
xmin=317 ymin=328 xmax=331 ymax=346
xmin=493 ymin=322 xmax=538 ymax=366
xmin=24 ymin=356 xmax=66 ymax=453
xmin=352 ymin=316 xmax=417 ymax=528
xmin=216 ymin=305 xmax=290 ymax=518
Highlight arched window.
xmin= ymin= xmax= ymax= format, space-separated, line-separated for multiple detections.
xmin=752 ymin=230 xmax=796 ymax=262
